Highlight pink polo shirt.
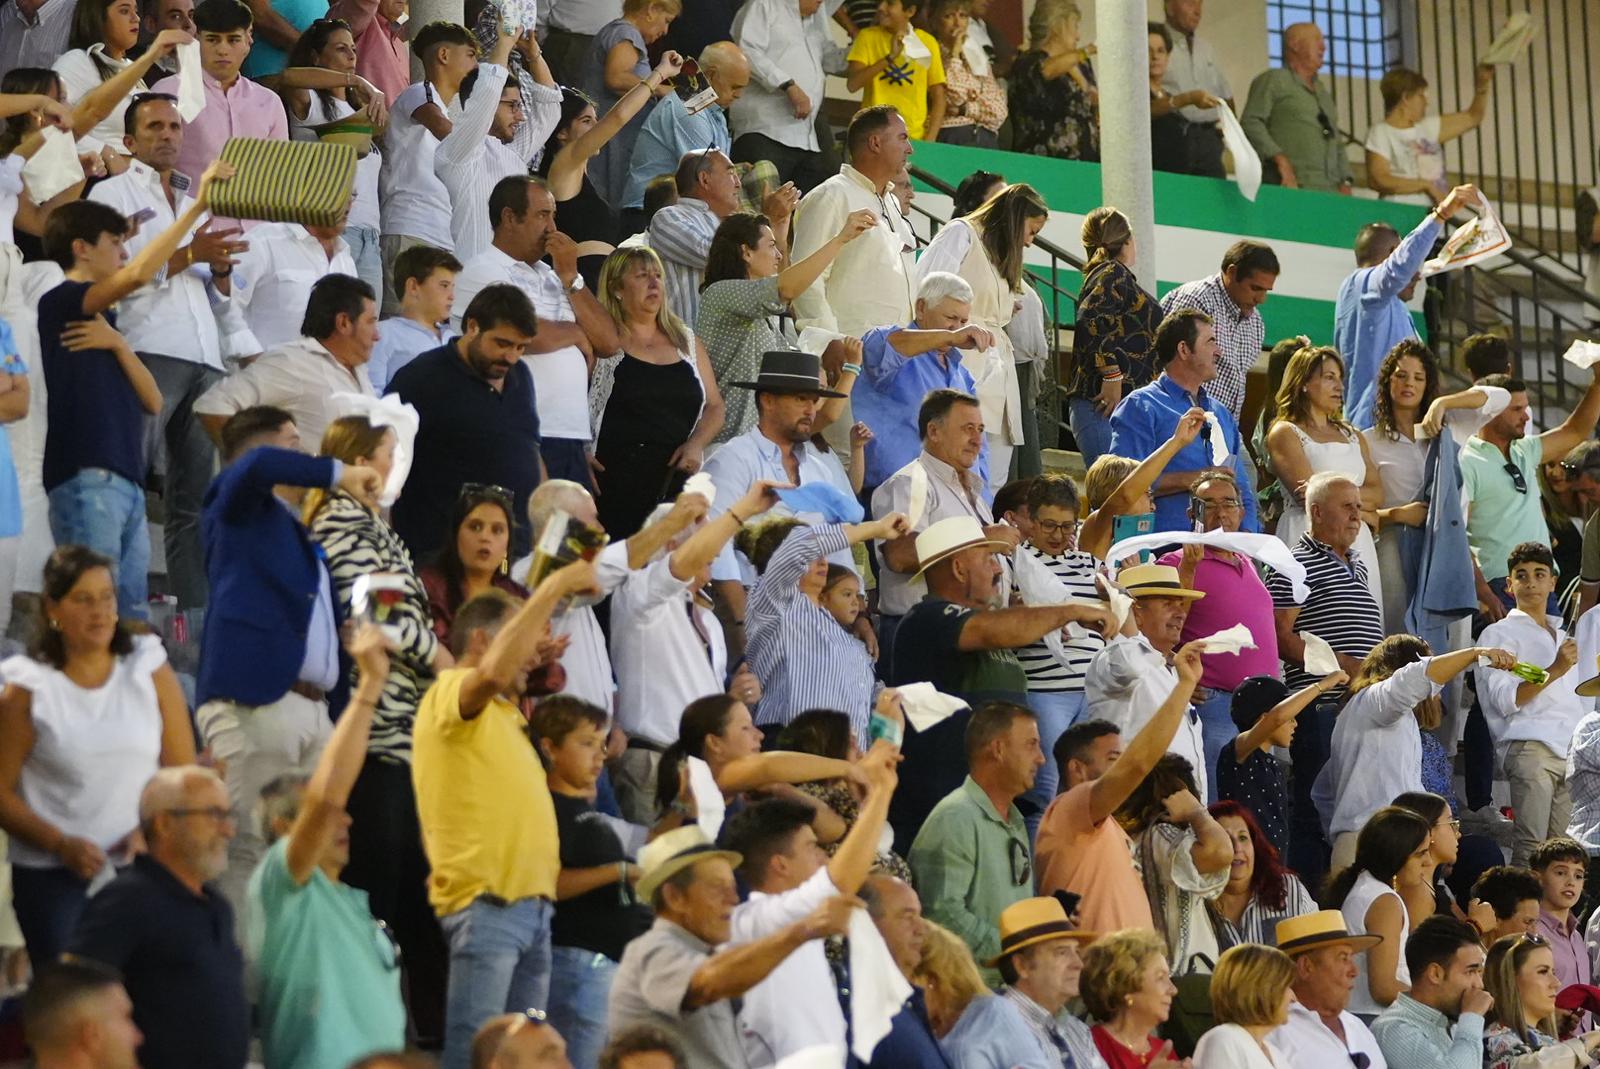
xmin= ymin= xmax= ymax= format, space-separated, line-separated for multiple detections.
xmin=150 ymin=69 xmax=288 ymax=223
xmin=330 ymin=0 xmax=410 ymax=105
xmin=1156 ymin=547 xmax=1281 ymax=691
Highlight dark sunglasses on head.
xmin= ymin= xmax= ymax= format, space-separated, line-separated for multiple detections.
xmin=1504 ymin=461 xmax=1527 ymax=494
xmin=459 ymin=482 xmax=514 ymax=506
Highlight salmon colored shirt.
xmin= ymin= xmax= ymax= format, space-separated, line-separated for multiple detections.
xmin=1035 ymin=781 xmax=1154 ymax=934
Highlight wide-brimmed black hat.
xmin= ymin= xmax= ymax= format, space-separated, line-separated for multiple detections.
xmin=730 ymin=349 xmax=845 ymax=397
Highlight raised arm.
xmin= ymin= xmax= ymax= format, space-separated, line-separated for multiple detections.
xmin=824 ymin=734 xmax=899 ymax=893
xmin=685 ymin=895 xmax=855 ymax=1008
xmin=775 ymin=208 xmax=877 ymax=302
xmin=670 ymin=480 xmax=783 ymax=582
xmin=457 ymin=562 xmax=600 ymax=718
xmin=956 ymin=601 xmax=1115 ymax=652
xmin=1438 ymin=66 xmax=1493 ymax=143
xmin=625 ymin=490 xmax=709 ymax=569
xmin=1081 ymin=407 xmax=1207 ymax=559
xmin=68 ymin=30 xmax=192 ymax=141
xmin=548 ymin=52 xmax=682 ymax=194
xmin=1539 ymin=367 xmax=1600 ymax=461
xmin=82 ymin=160 xmax=233 ymax=315
xmin=1235 ymin=671 xmax=1346 ymax=759
xmin=1088 ymin=644 xmax=1203 ymax=825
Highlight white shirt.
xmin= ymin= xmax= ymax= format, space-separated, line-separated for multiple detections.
xmin=1161 ymin=24 xmax=1232 ymax=124
xmin=1269 ymin=1004 xmax=1388 ymax=1069
xmin=0 ymin=155 xmax=20 ymax=245
xmin=53 ymin=46 xmax=144 ymax=156
xmin=512 ymin=540 xmax=631 ymax=713
xmin=1193 ymin=1022 xmax=1286 ymax=1069
xmin=87 ymin=161 xmax=224 ymax=369
xmin=790 ymin=165 xmax=916 ymax=336
xmin=451 ymin=244 xmax=591 ymax=440
xmin=292 ymin=92 xmax=381 ymax=233
xmin=379 ymin=81 xmax=454 ymax=247
xmin=2 ymin=636 xmax=168 ymax=867
xmin=728 ymin=866 xmax=844 ymax=1065
xmin=1478 ymin=609 xmax=1588 ymax=758
xmin=1085 ymin=633 xmax=1209 ymax=803
xmin=367 ymin=315 xmax=444 ymax=391
xmin=1316 ymin=659 xmax=1440 ymax=838
xmin=0 ymin=0 xmax=74 ymax=82
xmin=217 ymin=222 xmax=357 ymax=358
xmin=729 ymin=0 xmax=844 ymax=152
xmin=194 ymin=335 xmax=377 ymax=447
xmin=870 ymin=451 xmax=992 ymax=616
xmin=1365 ymin=115 xmax=1448 ymax=207
xmin=609 ymin=556 xmax=726 ymax=746
xmin=702 ymin=427 xmax=856 ymax=584
xmin=544 ymin=0 xmax=621 ymax=34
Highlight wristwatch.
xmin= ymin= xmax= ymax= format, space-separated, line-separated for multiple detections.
xmin=565 ymin=274 xmax=584 ymax=294
xmin=778 ymin=79 xmax=796 ymax=92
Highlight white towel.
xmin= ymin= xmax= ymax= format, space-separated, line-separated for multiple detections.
xmin=905 ymin=462 xmax=929 ymax=530
xmin=176 ymin=39 xmax=207 ymax=121
xmin=848 ymin=905 xmax=913 ymax=1062
xmin=1105 ymin=530 xmax=1311 ymax=602
xmin=1202 ymin=410 xmax=1230 ymax=466
xmin=896 ymin=681 xmax=968 ymax=733
xmin=1191 ymin=623 xmax=1257 ymax=655
xmin=686 ymin=756 xmax=726 ymax=841
xmin=1564 ymin=340 xmax=1600 ymax=370
xmin=1301 ymin=632 xmax=1341 ymax=676
xmin=20 ymin=127 xmax=83 ymax=203
xmin=330 ymin=392 xmax=419 ymax=506
xmin=1217 ymin=105 xmax=1262 ymax=203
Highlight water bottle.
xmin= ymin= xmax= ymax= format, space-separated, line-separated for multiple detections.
xmin=1509 ymin=662 xmax=1549 ymax=686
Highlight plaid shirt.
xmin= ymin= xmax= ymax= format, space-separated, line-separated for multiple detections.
xmin=1160 ymin=273 xmax=1265 ymax=419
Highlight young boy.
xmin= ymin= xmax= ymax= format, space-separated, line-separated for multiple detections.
xmin=39 ymin=161 xmax=228 ymax=617
xmin=1532 ymin=837 xmax=1590 ymax=991
xmin=845 ymin=0 xmax=945 ymax=140
xmin=367 ymin=245 xmax=462 ymax=390
xmin=1477 ymin=542 xmax=1586 ymax=864
xmin=1468 ymin=865 xmax=1543 ymax=945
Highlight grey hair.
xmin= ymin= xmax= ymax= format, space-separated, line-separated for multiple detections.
xmin=257 ymin=773 xmax=310 ymax=844
xmin=138 ymin=765 xmax=225 ymax=835
xmin=1305 ymin=471 xmax=1358 ymax=510
xmin=1028 ymin=0 xmax=1080 ymax=48
xmin=528 ymin=479 xmax=593 ymax=533
xmin=916 ymin=270 xmax=974 ymax=309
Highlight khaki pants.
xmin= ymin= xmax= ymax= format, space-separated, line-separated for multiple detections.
xmin=1505 ymin=739 xmax=1572 ymax=867
xmin=610 ymin=744 xmax=664 ymax=827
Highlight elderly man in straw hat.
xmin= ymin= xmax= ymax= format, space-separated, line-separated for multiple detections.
xmin=885 ymin=514 xmax=1117 ymax=851
xmin=942 ymin=895 xmax=1104 ymax=1069
xmin=607 ymin=825 xmax=858 ymax=1069
xmin=1084 ymin=561 xmax=1212 ymax=801
xmin=1267 ymin=910 xmax=1389 ymax=1068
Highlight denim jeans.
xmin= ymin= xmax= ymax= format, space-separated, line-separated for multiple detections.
xmin=47 ymin=468 xmax=149 ymax=618
xmin=439 ymin=896 xmax=554 ymax=1069
xmin=1194 ymin=692 xmax=1235 ymax=804
xmin=1068 ymin=398 xmax=1115 ymax=468
xmin=346 ymin=224 xmax=382 ymax=302
xmin=547 ymin=945 xmax=617 ymax=1069
xmin=12 ymin=864 xmax=90 ymax=967
xmin=1022 ymin=689 xmax=1084 ymax=839
xmin=139 ymin=353 xmax=222 ymax=609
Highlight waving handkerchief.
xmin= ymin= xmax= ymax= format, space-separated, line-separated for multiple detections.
xmin=849 ymin=905 xmax=913 ymax=1061
xmin=1191 ymin=623 xmax=1257 ymax=655
xmin=897 ymin=682 xmax=969 ymax=733
xmin=1301 ymin=632 xmax=1341 ymax=676
xmin=21 ymin=127 xmax=83 ymax=203
xmin=682 ymin=471 xmax=716 ymax=503
xmin=1202 ymin=410 xmax=1230 ymax=465
xmin=176 ymin=39 xmax=207 ymax=120
xmin=1105 ymin=530 xmax=1311 ymax=602
xmin=1064 ymin=573 xmax=1132 ymax=641
xmin=905 ymin=461 xmax=929 ymax=529
xmin=777 ymin=482 xmax=864 ymax=523
xmin=686 ymin=756 xmax=726 ymax=842
xmin=330 ymin=392 xmax=418 ymax=506
xmin=1564 ymin=339 xmax=1600 ymax=370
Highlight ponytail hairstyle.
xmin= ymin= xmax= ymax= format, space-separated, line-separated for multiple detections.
xmin=1081 ymin=206 xmax=1132 ymax=268
xmin=1322 ymin=806 xmax=1430 ymax=907
xmin=654 ymin=693 xmax=742 ymax=815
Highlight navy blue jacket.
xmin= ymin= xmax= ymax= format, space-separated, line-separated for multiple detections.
xmin=197 ymin=447 xmax=337 ymax=708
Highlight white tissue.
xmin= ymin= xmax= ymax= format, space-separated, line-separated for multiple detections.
xmin=795 ymin=326 xmax=845 ymax=359
xmin=1564 ymin=340 xmax=1600 ymax=370
xmin=1217 ymin=106 xmax=1262 ymax=202
xmin=20 ymin=126 xmax=83 ymax=203
xmin=1203 ymin=410 xmax=1229 ymax=465
xmin=176 ymin=39 xmax=206 ymax=121
xmin=1105 ymin=530 xmax=1312 ymax=603
xmin=961 ymin=35 xmax=991 ymax=76
xmin=686 ymin=756 xmax=726 ymax=842
xmin=849 ymin=905 xmax=914 ymax=1061
xmin=330 ymin=392 xmax=418 ymax=506
xmin=899 ymin=30 xmax=933 ymax=64
xmin=682 ymin=471 xmax=715 ymax=504
xmin=905 ymin=461 xmax=929 ymax=529
xmin=1191 ymin=623 xmax=1257 ymax=655
xmin=896 ymin=681 xmax=969 ymax=733
xmin=1301 ymin=632 xmax=1341 ymax=676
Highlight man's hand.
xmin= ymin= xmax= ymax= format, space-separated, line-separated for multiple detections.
xmin=1436 ymin=184 xmax=1480 ymax=219
xmin=61 ymin=315 xmax=129 ymax=354
xmin=670 ymin=487 xmax=711 ymax=524
xmin=1063 ymin=603 xmax=1116 ymax=639
xmin=874 ymin=687 xmax=904 ymax=727
xmin=1173 ymin=407 xmax=1208 ymax=447
xmin=948 ymin=325 xmax=995 ymax=351
xmin=820 ymin=337 xmax=858 ymax=382
xmin=57 ymin=836 xmax=108 ymax=881
xmin=800 ymin=894 xmax=861 ymax=941
xmin=729 ymin=661 xmax=762 ymax=705
xmin=1273 ymin=154 xmax=1299 ymax=189
xmin=1550 ymin=639 xmax=1579 ymax=679
xmin=188 ymin=223 xmax=247 ymax=272
xmin=761 ymin=182 xmax=800 ymax=224
xmin=347 ymin=623 xmax=392 ymax=684
xmin=732 ymin=479 xmax=789 ymax=522
xmin=785 ymin=81 xmax=814 ymax=118
xmin=547 ymin=231 xmax=580 ymax=286
xmin=858 ymin=738 xmax=902 ymax=793
xmin=338 ymin=463 xmax=384 ymax=505
xmin=1160 ymin=787 xmax=1205 ymax=824
xmin=1461 ymin=987 xmax=1494 ymax=1018
xmin=1174 ymin=641 xmax=1204 ymax=685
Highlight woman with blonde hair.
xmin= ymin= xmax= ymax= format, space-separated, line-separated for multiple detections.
xmin=1482 ymin=933 xmax=1600 ymax=1067
xmin=1193 ymin=944 xmax=1295 ymax=1067
xmin=914 ymin=919 xmax=992 ymax=1038
xmin=1067 ymin=206 xmax=1161 ymax=465
xmin=1082 ymin=929 xmax=1178 ymax=1067
xmin=1265 ymin=344 xmax=1387 ymax=622
xmin=592 ymin=245 xmax=724 ymax=538
xmin=1008 ymin=0 xmax=1097 ymax=159
xmin=916 ymin=182 xmax=1049 ymax=487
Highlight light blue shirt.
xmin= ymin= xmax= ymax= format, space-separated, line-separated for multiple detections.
xmin=367 ymin=317 xmax=446 ymax=392
xmin=1335 ymin=213 xmax=1441 ymax=429
xmin=287 ymin=460 xmax=342 ymax=691
xmin=854 ymin=323 xmax=988 ymax=490
xmin=1107 ymin=373 xmax=1258 ymax=533
xmin=941 ymin=991 xmax=1108 ymax=1069
xmin=0 ymin=318 xmax=24 ymax=539
xmin=621 ymin=95 xmax=731 ymax=210
xmin=1370 ymin=993 xmax=1485 ymax=1069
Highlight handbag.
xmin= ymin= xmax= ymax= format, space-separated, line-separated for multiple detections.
xmin=207 ymin=137 xmax=358 ymax=227
xmin=1159 ymin=952 xmax=1217 ymax=1058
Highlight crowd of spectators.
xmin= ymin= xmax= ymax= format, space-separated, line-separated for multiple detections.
xmin=0 ymin=3 xmax=1588 ymax=1069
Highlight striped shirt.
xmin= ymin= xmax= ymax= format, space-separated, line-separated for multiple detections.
xmin=1212 ymin=873 xmax=1319 ymax=948
xmin=1267 ymin=533 xmax=1384 ymax=698
xmin=747 ymin=524 xmax=878 ymax=739
xmin=1159 ymin=272 xmax=1265 ymax=420
xmin=1013 ymin=542 xmax=1103 ymax=692
xmin=648 ymin=198 xmax=722 ymax=328
xmin=1001 ymin=986 xmax=1107 ymax=1069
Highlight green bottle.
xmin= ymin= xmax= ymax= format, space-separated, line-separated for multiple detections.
xmin=1509 ymin=662 xmax=1549 ymax=685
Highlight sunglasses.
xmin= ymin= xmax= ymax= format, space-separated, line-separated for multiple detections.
xmin=1504 ymin=461 xmax=1527 ymax=494
xmin=460 ymin=482 xmax=514 ymax=505
xmin=1009 ymin=838 xmax=1032 ymax=887
xmin=1316 ymin=109 xmax=1336 ymax=139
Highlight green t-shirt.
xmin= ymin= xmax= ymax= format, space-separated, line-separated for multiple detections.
xmin=248 ymin=838 xmax=407 ymax=1069
xmin=1461 ymin=434 xmax=1548 ymax=581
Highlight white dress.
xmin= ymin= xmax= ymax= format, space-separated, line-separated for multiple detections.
xmin=1193 ymin=1022 xmax=1286 ymax=1069
xmin=1275 ymin=422 xmax=1386 ymax=631
xmin=1343 ymin=870 xmax=1411 ymax=1018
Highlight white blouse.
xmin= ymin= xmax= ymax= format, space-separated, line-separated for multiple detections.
xmin=53 ymin=45 xmax=146 ymax=156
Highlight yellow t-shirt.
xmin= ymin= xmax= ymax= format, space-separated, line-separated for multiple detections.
xmin=412 ymin=667 xmax=559 ymax=915
xmin=847 ymin=26 xmax=946 ymax=140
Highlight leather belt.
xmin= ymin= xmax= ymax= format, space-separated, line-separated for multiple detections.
xmin=289 ymin=681 xmax=327 ymax=703
xmin=627 ymin=736 xmax=668 ymax=754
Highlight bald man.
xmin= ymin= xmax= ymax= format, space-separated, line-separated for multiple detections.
xmin=472 ymin=1013 xmax=573 ymax=1069
xmin=1240 ymin=22 xmax=1350 ymax=192
xmin=621 ymin=41 xmax=751 ymax=217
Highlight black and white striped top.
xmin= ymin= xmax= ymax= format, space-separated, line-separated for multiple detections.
xmin=1013 ymin=543 xmax=1104 ymax=692
xmin=1266 ymin=533 xmax=1385 ymax=698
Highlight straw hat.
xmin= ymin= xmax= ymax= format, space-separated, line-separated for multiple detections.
xmin=983 ymin=896 xmax=1098 ymax=967
xmin=1274 ymin=910 xmax=1382 ymax=956
xmin=634 ymin=826 xmax=742 ymax=904
xmin=911 ymin=515 xmax=1013 ymax=579
xmin=1113 ymin=562 xmax=1206 ymax=601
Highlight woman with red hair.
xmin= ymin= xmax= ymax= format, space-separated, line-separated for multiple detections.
xmin=1209 ymin=800 xmax=1319 ymax=948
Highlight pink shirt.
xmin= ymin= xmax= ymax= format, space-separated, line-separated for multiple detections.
xmin=150 ymin=70 xmax=289 ymax=207
xmin=1036 ymin=782 xmax=1153 ymax=936
xmin=1157 ymin=547 xmax=1281 ymax=691
xmin=1538 ymin=909 xmax=1590 ymax=991
xmin=330 ymin=0 xmax=410 ymax=105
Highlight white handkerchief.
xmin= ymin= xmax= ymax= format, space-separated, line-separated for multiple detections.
xmin=849 ymin=904 xmax=913 ymax=1062
xmin=176 ymin=39 xmax=206 ymax=121
xmin=1564 ymin=340 xmax=1600 ymax=370
xmin=682 ymin=471 xmax=715 ymax=504
xmin=896 ymin=681 xmax=968 ymax=733
xmin=1203 ymin=410 xmax=1229 ymax=465
xmin=1302 ymin=632 xmax=1341 ymax=676
xmin=1192 ymin=623 xmax=1257 ymax=655
xmin=1217 ymin=105 xmax=1262 ymax=202
xmin=331 ymin=392 xmax=418 ymax=506
xmin=21 ymin=127 xmax=83 ymax=203
xmin=905 ymin=461 xmax=929 ymax=529
xmin=1105 ymin=530 xmax=1312 ymax=602
xmin=773 ymin=1048 xmax=847 ymax=1069
xmin=686 ymin=756 xmax=726 ymax=842
xmin=961 ymin=35 xmax=991 ymax=76
xmin=795 ymin=326 xmax=844 ymax=359
xmin=1011 ymin=547 xmax=1081 ymax=666
xmin=899 ymin=30 xmax=932 ymax=64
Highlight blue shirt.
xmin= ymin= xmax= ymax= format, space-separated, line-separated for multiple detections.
xmin=621 ymin=95 xmax=731 ymax=209
xmin=1335 ymin=213 xmax=1441 ymax=429
xmin=240 ymin=0 xmax=325 ymax=76
xmin=38 ymin=280 xmax=145 ymax=492
xmin=367 ymin=316 xmax=444 ymax=391
xmin=855 ymin=323 xmax=988 ymax=490
xmin=0 ymin=321 xmax=24 ymax=538
xmin=942 ymin=990 xmax=1108 ymax=1069
xmin=1107 ymin=373 xmax=1258 ymax=533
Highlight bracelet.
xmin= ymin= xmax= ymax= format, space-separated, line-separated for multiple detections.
xmin=1101 ymin=371 xmax=1124 ymax=383
xmin=840 ymin=362 xmax=862 ymax=376
xmin=728 ymin=508 xmax=750 ymax=525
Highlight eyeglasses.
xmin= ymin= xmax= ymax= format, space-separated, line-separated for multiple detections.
xmin=1195 ymin=497 xmax=1243 ymax=512
xmin=1033 ymin=520 xmax=1080 ymax=536
xmin=166 ymin=806 xmax=234 ymax=824
xmin=1008 ymin=838 xmax=1032 ymax=887
xmin=1504 ymin=461 xmax=1527 ymax=494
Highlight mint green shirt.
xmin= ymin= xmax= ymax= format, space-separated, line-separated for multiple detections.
xmin=248 ymin=838 xmax=406 ymax=1069
xmin=1460 ymin=434 xmax=1548 ymax=581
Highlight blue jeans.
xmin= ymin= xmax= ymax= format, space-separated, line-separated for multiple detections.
xmin=12 ymin=864 xmax=90 ymax=967
xmin=1068 ymin=398 xmax=1114 ymax=468
xmin=47 ymin=468 xmax=150 ymax=618
xmin=438 ymin=897 xmax=554 ymax=1069
xmin=547 ymin=945 xmax=616 ymax=1069
xmin=346 ymin=223 xmax=382 ymax=301
xmin=1195 ymin=691 xmax=1235 ymax=803
xmin=1023 ymin=689 xmax=1084 ymax=839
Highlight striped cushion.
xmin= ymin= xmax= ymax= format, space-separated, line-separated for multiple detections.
xmin=208 ymin=137 xmax=357 ymax=227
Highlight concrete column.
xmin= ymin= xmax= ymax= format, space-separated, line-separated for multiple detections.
xmin=1096 ymin=2 xmax=1157 ymax=293
xmin=407 ymin=0 xmax=466 ymax=81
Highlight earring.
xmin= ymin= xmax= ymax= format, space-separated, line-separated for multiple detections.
xmin=48 ymin=618 xmax=59 ymax=630
xmin=500 ymin=557 xmax=509 ymax=576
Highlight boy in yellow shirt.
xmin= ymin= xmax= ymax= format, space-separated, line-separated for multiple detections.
xmin=847 ymin=0 xmax=946 ymax=140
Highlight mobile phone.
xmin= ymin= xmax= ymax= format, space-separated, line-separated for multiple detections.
xmin=129 ymin=207 xmax=157 ymax=227
xmin=351 ymin=572 xmax=409 ymax=643
xmin=868 ymin=708 xmax=902 ymax=748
